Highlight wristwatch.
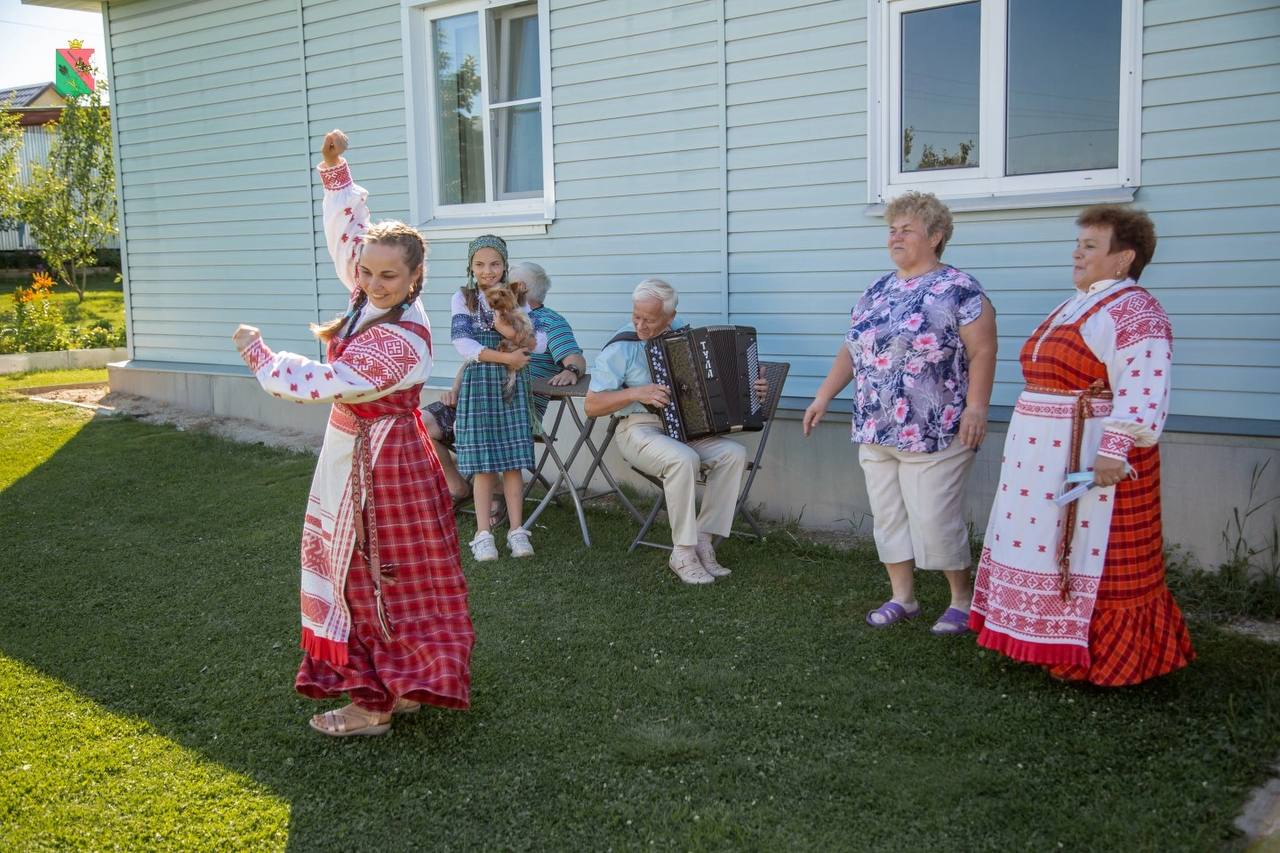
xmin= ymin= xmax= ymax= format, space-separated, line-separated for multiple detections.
xmin=563 ymin=363 xmax=582 ymax=377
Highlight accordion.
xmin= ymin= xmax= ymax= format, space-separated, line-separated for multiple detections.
xmin=644 ymin=325 xmax=764 ymax=442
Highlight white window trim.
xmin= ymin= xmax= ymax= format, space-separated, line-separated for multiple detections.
xmin=866 ymin=0 xmax=1142 ymax=210
xmin=401 ymin=0 xmax=555 ymax=237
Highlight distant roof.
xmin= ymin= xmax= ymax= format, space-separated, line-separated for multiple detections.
xmin=1 ymin=83 xmax=58 ymax=108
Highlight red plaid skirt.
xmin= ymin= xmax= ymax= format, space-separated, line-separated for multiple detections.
xmin=1044 ymin=444 xmax=1194 ymax=686
xmin=295 ymin=387 xmax=474 ymax=712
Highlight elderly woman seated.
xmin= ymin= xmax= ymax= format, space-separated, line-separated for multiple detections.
xmin=423 ymin=260 xmax=585 ymax=502
xmin=585 ymin=278 xmax=766 ymax=586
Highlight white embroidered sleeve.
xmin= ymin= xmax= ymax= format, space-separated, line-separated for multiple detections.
xmin=1082 ymin=289 xmax=1174 ymax=461
xmin=240 ymin=329 xmax=430 ymax=405
xmin=450 ymin=290 xmax=485 ymax=362
xmin=318 ymin=159 xmax=369 ymax=294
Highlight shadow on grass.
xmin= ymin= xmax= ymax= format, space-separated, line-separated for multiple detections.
xmin=2 ymin=412 xmax=1280 ymax=850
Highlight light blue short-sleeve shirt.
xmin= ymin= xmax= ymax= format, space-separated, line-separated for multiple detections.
xmin=589 ymin=317 xmax=688 ymax=416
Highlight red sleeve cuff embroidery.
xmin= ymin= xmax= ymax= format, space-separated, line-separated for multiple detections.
xmin=318 ymin=160 xmax=352 ymax=191
xmin=1097 ymin=430 xmax=1134 ymax=461
xmin=241 ymin=337 xmax=272 ymax=373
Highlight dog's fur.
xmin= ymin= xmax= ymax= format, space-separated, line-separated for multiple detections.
xmin=481 ymin=280 xmax=535 ymax=404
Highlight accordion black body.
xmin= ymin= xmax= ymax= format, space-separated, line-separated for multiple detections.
xmin=644 ymin=325 xmax=764 ymax=442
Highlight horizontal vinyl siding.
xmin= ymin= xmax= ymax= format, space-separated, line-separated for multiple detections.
xmin=110 ymin=0 xmax=314 ymax=366
xmin=105 ymin=0 xmax=1278 ymax=428
xmin=425 ymin=0 xmax=727 ymax=386
xmin=723 ymin=0 xmax=867 ymax=403
xmin=723 ymin=0 xmax=1280 ymax=424
xmin=303 ymin=0 xmax=408 ymax=325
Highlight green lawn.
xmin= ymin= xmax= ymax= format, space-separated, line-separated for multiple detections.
xmin=2 ymin=369 xmax=1279 ymax=850
xmin=0 ymin=272 xmax=125 ymax=332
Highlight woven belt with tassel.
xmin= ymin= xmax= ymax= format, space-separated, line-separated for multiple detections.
xmin=347 ymin=407 xmax=414 ymax=640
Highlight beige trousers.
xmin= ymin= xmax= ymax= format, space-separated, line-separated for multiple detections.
xmin=858 ymin=438 xmax=976 ymax=571
xmin=615 ymin=414 xmax=748 ymax=547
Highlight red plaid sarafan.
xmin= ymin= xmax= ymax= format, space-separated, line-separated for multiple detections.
xmin=1017 ymin=288 xmax=1194 ymax=687
xmin=295 ymin=327 xmax=474 ymax=713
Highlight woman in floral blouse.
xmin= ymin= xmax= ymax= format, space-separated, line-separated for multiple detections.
xmin=803 ymin=192 xmax=997 ymax=635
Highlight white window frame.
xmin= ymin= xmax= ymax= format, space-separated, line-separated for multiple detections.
xmin=401 ymin=0 xmax=555 ymax=237
xmin=867 ymin=0 xmax=1142 ymax=208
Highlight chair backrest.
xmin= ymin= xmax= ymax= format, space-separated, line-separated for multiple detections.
xmin=758 ymin=361 xmax=790 ymax=422
xmin=742 ymin=360 xmax=790 ymax=477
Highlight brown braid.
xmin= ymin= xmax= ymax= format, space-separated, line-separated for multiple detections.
xmin=311 ymin=220 xmax=428 ymax=343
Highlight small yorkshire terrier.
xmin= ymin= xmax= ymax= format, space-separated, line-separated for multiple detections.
xmin=481 ymin=280 xmax=535 ymax=404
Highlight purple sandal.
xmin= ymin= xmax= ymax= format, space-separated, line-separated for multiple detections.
xmin=930 ymin=607 xmax=972 ymax=636
xmin=865 ymin=600 xmax=921 ymax=628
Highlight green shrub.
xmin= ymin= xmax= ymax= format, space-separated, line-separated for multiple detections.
xmin=0 ymin=272 xmax=73 ymax=354
xmin=0 ymin=250 xmax=43 ymax=270
xmin=70 ymin=318 xmax=125 ymax=349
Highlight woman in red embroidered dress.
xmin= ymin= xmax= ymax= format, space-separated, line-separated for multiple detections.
xmin=233 ymin=130 xmax=474 ymax=735
xmin=969 ymin=206 xmax=1194 ymax=687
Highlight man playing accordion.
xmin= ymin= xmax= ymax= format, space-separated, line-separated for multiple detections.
xmin=585 ymin=279 xmax=768 ymax=586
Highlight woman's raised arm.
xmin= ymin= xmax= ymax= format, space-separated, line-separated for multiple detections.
xmin=317 ymin=129 xmax=371 ymax=294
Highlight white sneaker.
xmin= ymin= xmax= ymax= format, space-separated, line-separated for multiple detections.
xmin=470 ymin=530 xmax=498 ymax=562
xmin=507 ymin=527 xmax=535 ymax=558
xmin=695 ymin=540 xmax=731 ymax=577
xmin=669 ymin=547 xmax=714 ymax=585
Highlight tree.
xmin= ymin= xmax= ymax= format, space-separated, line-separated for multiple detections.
xmin=0 ymin=98 xmax=22 ymax=232
xmin=902 ymin=126 xmax=976 ymax=170
xmin=18 ymin=61 xmax=117 ymax=302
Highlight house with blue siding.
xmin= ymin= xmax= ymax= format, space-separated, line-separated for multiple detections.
xmin=27 ymin=0 xmax=1280 ymax=566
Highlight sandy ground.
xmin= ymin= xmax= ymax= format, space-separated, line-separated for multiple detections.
xmin=22 ymin=383 xmax=323 ymax=455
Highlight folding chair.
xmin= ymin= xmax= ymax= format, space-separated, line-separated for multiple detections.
xmin=628 ymin=360 xmax=790 ymax=552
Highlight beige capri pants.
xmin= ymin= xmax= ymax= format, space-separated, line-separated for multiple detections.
xmin=857 ymin=438 xmax=976 ymax=571
xmin=615 ymin=413 xmax=747 ymax=547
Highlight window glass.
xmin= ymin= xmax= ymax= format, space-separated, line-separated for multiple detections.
xmin=1006 ymin=0 xmax=1120 ymax=176
xmin=900 ymin=1 xmax=981 ymax=172
xmin=433 ymin=13 xmax=484 ymax=205
xmin=496 ymin=103 xmax=542 ymax=198
xmin=496 ymin=11 xmax=539 ymax=103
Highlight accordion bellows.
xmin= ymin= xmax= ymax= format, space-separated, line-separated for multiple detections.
xmin=644 ymin=325 xmax=764 ymax=441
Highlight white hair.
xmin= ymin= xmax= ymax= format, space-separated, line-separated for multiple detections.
xmin=509 ymin=261 xmax=551 ymax=303
xmin=632 ymin=278 xmax=677 ymax=315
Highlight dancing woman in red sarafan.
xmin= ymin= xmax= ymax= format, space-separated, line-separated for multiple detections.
xmin=232 ymin=129 xmax=474 ymax=735
xmin=969 ymin=205 xmax=1194 ymax=687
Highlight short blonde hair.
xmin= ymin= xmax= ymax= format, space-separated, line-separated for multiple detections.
xmin=884 ymin=191 xmax=955 ymax=258
xmin=632 ymin=278 xmax=677 ymax=314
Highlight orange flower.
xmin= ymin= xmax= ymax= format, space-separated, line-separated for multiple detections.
xmin=31 ymin=271 xmax=55 ymax=291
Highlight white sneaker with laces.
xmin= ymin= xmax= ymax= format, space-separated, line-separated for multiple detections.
xmin=470 ymin=530 xmax=498 ymax=562
xmin=507 ymin=527 xmax=535 ymax=558
xmin=669 ymin=547 xmax=714 ymax=585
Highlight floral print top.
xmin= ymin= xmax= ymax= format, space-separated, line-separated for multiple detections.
xmin=846 ymin=265 xmax=987 ymax=452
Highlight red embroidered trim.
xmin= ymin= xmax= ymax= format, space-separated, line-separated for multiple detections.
xmin=328 ymin=403 xmax=359 ymax=436
xmin=318 ymin=160 xmax=352 ymax=191
xmin=1097 ymin=430 xmax=1134 ymax=460
xmin=1015 ymin=397 xmax=1113 ymax=419
xmin=341 ymin=326 xmax=420 ymax=390
xmin=971 ymin=612 xmax=1091 ymax=667
xmin=300 ymin=627 xmax=348 ymax=667
xmin=241 ymin=338 xmax=272 ymax=373
xmin=1108 ymin=289 xmax=1172 ymax=350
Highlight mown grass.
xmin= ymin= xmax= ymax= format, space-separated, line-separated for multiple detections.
xmin=0 ymin=272 xmax=125 ymax=332
xmin=2 ymin=370 xmax=1279 ymax=851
